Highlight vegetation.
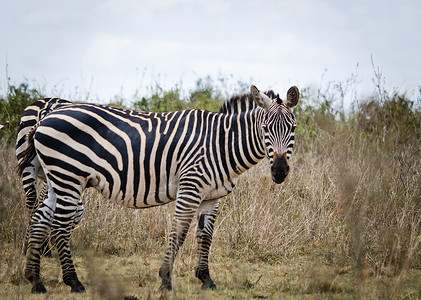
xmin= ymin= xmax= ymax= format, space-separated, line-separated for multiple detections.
xmin=0 ymin=73 xmax=420 ymax=299
xmin=0 ymin=83 xmax=43 ymax=146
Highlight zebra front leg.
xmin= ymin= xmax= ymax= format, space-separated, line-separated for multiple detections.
xmin=159 ymin=187 xmax=201 ymax=291
xmin=50 ymin=197 xmax=85 ymax=293
xmin=195 ymin=199 xmax=220 ymax=289
xmin=24 ymin=185 xmax=56 ymax=293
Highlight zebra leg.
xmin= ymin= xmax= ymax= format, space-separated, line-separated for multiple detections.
xmin=73 ymin=198 xmax=84 ymax=227
xmin=24 ymin=184 xmax=57 ymax=293
xmin=24 ymin=182 xmax=54 ymax=257
xmin=24 ymin=184 xmax=82 ymax=259
xmin=38 ymin=183 xmax=54 ymax=258
xmin=195 ymin=199 xmax=220 ymax=289
xmin=159 ymin=187 xmax=201 ymax=291
xmin=22 ymin=166 xmax=42 ymax=256
xmin=50 ymin=196 xmax=85 ymax=293
xmin=21 ymin=165 xmax=40 ymax=213
xmin=49 ymin=198 xmax=83 ymax=247
xmin=24 ymin=182 xmax=54 ymax=258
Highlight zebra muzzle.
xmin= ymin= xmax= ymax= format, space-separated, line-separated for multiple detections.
xmin=271 ymin=152 xmax=289 ymax=184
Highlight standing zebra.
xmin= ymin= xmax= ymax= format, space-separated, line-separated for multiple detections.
xmin=16 ymin=97 xmax=71 ymax=214
xmin=18 ymin=85 xmax=299 ymax=293
xmin=16 ymin=98 xmax=84 ymax=257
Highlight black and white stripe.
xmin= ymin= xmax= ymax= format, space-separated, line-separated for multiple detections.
xmin=18 ymin=85 xmax=299 ymax=293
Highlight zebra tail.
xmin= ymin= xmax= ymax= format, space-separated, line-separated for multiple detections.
xmin=17 ymin=123 xmax=39 ymax=177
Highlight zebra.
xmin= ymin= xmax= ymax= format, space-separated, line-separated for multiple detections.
xmin=16 ymin=98 xmax=83 ymax=257
xmin=18 ymin=84 xmax=299 ymax=293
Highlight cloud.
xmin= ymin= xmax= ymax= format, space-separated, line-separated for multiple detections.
xmin=103 ymin=0 xmax=192 ymax=18
xmin=22 ymin=7 xmax=68 ymax=25
xmin=102 ymin=0 xmax=230 ymax=19
xmin=198 ymin=0 xmax=230 ymax=14
xmin=84 ymin=34 xmax=135 ymax=68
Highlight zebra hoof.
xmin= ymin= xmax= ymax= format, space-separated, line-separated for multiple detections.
xmin=201 ymin=280 xmax=216 ymax=290
xmin=196 ymin=270 xmax=216 ymax=290
xmin=71 ymin=281 xmax=86 ymax=293
xmin=158 ymin=267 xmax=172 ymax=291
xmin=31 ymin=282 xmax=47 ymax=293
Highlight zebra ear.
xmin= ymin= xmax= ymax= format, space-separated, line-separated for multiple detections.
xmin=285 ymin=86 xmax=299 ymax=108
xmin=251 ymin=85 xmax=272 ymax=110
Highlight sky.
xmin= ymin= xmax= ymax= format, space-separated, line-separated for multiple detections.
xmin=0 ymin=0 xmax=420 ymax=106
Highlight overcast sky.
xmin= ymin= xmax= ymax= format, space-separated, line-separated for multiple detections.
xmin=1 ymin=0 xmax=420 ymax=105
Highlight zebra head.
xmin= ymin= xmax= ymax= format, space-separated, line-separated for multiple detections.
xmin=251 ymin=85 xmax=299 ymax=184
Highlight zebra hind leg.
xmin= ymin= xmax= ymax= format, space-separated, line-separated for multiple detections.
xmin=195 ymin=199 xmax=220 ymax=289
xmin=24 ymin=185 xmax=57 ymax=293
xmin=24 ymin=182 xmax=53 ymax=258
xmin=38 ymin=183 xmax=53 ymax=257
xmin=49 ymin=198 xmax=84 ymax=247
xmin=50 ymin=196 xmax=85 ymax=293
xmin=21 ymin=170 xmax=44 ymax=256
xmin=22 ymin=180 xmax=53 ymax=258
xmin=24 ymin=184 xmax=83 ymax=259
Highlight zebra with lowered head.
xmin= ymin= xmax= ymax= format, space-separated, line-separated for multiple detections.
xmin=18 ymin=84 xmax=299 ymax=293
xmin=16 ymin=98 xmax=82 ymax=257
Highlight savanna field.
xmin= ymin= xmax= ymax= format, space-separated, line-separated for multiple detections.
xmin=0 ymin=76 xmax=420 ymax=299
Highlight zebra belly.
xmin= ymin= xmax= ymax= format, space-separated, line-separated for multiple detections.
xmin=204 ymin=179 xmax=236 ymax=200
xmin=90 ymin=171 xmax=180 ymax=209
xmin=132 ymin=177 xmax=179 ymax=208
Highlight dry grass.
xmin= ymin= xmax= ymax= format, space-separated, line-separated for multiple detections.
xmin=1 ymin=109 xmax=421 ymax=299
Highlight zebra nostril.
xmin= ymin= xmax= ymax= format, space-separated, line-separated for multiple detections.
xmin=271 ymin=155 xmax=289 ymax=184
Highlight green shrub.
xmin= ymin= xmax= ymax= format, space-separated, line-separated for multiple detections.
xmin=357 ymin=93 xmax=421 ymax=145
xmin=0 ymin=83 xmax=43 ymax=146
xmin=188 ymin=78 xmax=223 ymax=112
xmin=133 ymin=78 xmax=223 ymax=113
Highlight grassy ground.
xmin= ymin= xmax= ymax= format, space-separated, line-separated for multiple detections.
xmin=2 ymin=245 xmax=420 ymax=299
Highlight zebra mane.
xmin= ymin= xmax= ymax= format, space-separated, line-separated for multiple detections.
xmin=219 ymin=90 xmax=281 ymax=114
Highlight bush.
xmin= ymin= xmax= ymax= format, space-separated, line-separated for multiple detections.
xmin=357 ymin=94 xmax=421 ymax=144
xmin=0 ymin=83 xmax=43 ymax=146
xmin=133 ymin=79 xmax=224 ymax=113
xmin=188 ymin=78 xmax=224 ymax=112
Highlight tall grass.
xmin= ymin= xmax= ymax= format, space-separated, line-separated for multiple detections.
xmin=0 ymin=75 xmax=420 ymax=298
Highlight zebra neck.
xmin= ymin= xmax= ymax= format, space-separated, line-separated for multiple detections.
xmin=221 ymin=108 xmax=266 ymax=176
